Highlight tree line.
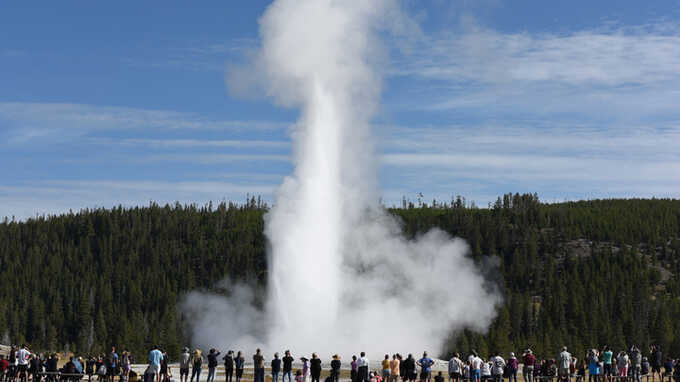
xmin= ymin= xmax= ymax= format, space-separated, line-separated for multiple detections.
xmin=1 ymin=194 xmax=679 ymax=360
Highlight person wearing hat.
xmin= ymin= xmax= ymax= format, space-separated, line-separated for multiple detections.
xmin=301 ymin=357 xmax=310 ymax=382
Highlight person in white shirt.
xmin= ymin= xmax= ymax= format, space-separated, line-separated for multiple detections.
xmin=16 ymin=345 xmax=32 ymax=381
xmin=358 ymin=352 xmax=369 ymax=382
xmin=481 ymin=361 xmax=491 ymax=381
xmin=491 ymin=354 xmax=506 ymax=382
xmin=558 ymin=347 xmax=572 ymax=382
xmin=448 ymin=354 xmax=463 ymax=382
xmin=469 ymin=352 xmax=483 ymax=382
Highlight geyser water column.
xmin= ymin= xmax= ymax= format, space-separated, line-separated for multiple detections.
xmin=258 ymin=0 xmax=385 ymax=353
xmin=180 ymin=0 xmax=501 ymax=357
xmin=265 ymin=81 xmax=344 ymax=348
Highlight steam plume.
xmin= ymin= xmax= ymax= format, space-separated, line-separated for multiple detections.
xmin=181 ymin=0 xmax=500 ymax=357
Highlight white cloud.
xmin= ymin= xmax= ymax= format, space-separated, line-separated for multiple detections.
xmin=0 ymin=102 xmax=289 ymax=144
xmin=396 ymin=23 xmax=680 ymax=85
xmin=391 ymin=23 xmax=680 ymax=118
xmin=114 ymin=138 xmax=289 ymax=149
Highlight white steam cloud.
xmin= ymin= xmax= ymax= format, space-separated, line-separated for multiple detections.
xmin=181 ymin=0 xmax=500 ymax=358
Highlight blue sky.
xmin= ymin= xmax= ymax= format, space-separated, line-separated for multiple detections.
xmin=2 ymin=1 xmax=680 ymax=219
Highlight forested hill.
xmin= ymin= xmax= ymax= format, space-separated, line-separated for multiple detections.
xmin=2 ymin=195 xmax=680 ymax=360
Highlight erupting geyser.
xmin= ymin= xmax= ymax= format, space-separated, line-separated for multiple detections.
xmin=181 ymin=0 xmax=500 ymax=357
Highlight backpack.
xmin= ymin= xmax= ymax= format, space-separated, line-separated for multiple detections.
xmin=449 ymin=360 xmax=461 ymax=374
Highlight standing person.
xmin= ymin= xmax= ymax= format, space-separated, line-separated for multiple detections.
xmin=121 ymin=351 xmax=132 ymax=382
xmin=576 ymin=358 xmax=586 ymax=382
xmin=253 ymin=349 xmax=265 ymax=382
xmin=15 ymin=345 xmax=31 ymax=381
xmin=86 ymin=355 xmax=96 ymax=382
xmin=331 ymin=355 xmax=342 ymax=382
xmin=310 ymin=354 xmax=322 ymax=382
xmin=507 ymin=353 xmax=518 ymax=382
xmin=234 ymin=352 xmax=244 ymax=382
xmin=397 ymin=355 xmax=406 ymax=382
xmin=47 ymin=354 xmax=59 ymax=382
xmin=351 ymin=356 xmax=358 ymax=382
xmin=207 ymin=349 xmax=221 ymax=382
xmin=301 ymin=358 xmax=310 ymax=382
xmin=283 ymin=352 xmax=294 ymax=382
xmin=469 ymin=352 xmax=483 ymax=382
xmin=651 ymin=346 xmax=663 ymax=382
xmin=588 ymin=350 xmax=600 ymax=382
xmin=418 ymin=353 xmax=434 ymax=382
xmin=630 ymin=347 xmax=642 ymax=382
xmin=1 ymin=355 xmax=9 ymax=382
xmin=601 ymin=347 xmax=612 ymax=382
xmin=663 ymin=358 xmax=674 ymax=380
xmin=403 ymin=355 xmax=416 ymax=382
xmin=358 ymin=353 xmax=369 ymax=382
xmin=272 ymin=353 xmax=282 ymax=382
xmin=110 ymin=347 xmax=119 ymax=382
xmin=617 ymin=351 xmax=629 ymax=378
xmin=558 ymin=347 xmax=572 ymax=382
xmin=491 ymin=353 xmax=505 ymax=382
xmin=29 ymin=354 xmax=41 ymax=382
xmin=383 ymin=356 xmax=392 ymax=382
xmin=191 ymin=349 xmax=203 ymax=382
xmin=148 ymin=346 xmax=163 ymax=382
xmin=448 ymin=353 xmax=462 ymax=382
xmin=522 ymin=350 xmax=535 ymax=382
xmin=222 ymin=351 xmax=234 ymax=382
xmin=163 ymin=352 xmax=172 ymax=382
xmin=480 ymin=359 xmax=491 ymax=382
xmin=180 ymin=348 xmax=191 ymax=382
xmin=390 ymin=354 xmax=400 ymax=382
xmin=16 ymin=345 xmax=31 ymax=382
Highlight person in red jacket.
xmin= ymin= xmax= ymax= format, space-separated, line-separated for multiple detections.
xmin=523 ymin=350 xmax=536 ymax=382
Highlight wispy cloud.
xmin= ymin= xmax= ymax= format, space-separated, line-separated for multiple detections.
xmin=94 ymin=137 xmax=289 ymax=149
xmin=392 ymin=22 xmax=680 ymax=118
xmin=0 ymin=102 xmax=289 ymax=144
xmin=121 ymin=38 xmax=259 ymax=72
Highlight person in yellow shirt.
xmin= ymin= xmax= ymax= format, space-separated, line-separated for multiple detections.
xmin=383 ymin=355 xmax=392 ymax=381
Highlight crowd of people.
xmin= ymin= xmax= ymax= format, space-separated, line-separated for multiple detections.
xmin=444 ymin=345 xmax=680 ymax=382
xmin=2 ymin=344 xmax=680 ymax=382
xmin=0 ymin=345 xmax=136 ymax=382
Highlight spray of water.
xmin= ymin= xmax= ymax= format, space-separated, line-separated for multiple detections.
xmin=181 ymin=0 xmax=500 ymax=358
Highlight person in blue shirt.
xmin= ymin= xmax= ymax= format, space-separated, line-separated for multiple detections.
xmin=149 ymin=345 xmax=164 ymax=382
xmin=418 ymin=352 xmax=435 ymax=382
xmin=109 ymin=347 xmax=119 ymax=382
xmin=73 ymin=357 xmax=84 ymax=374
